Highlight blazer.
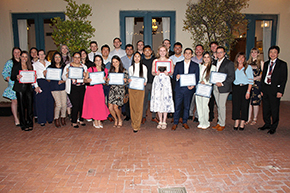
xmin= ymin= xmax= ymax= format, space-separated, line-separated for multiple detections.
xmin=11 ymin=62 xmax=33 ymax=93
xmin=261 ymin=58 xmax=288 ymax=95
xmin=173 ymin=60 xmax=199 ymax=92
xmin=216 ymin=58 xmax=235 ymax=93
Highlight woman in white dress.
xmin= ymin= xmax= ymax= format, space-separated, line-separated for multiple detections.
xmin=150 ymin=45 xmax=174 ymax=129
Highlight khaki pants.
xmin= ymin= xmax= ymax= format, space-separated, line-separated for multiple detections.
xmin=51 ymin=90 xmax=67 ymax=119
xmin=129 ymin=89 xmax=145 ymax=131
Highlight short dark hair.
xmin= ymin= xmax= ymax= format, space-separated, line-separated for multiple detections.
xmin=90 ymin=41 xmax=98 ymax=46
xmin=143 ymin=45 xmax=152 ymax=51
xmin=136 ymin=40 xmax=144 ymax=45
xmin=162 ymin=39 xmax=170 ymax=44
xmin=174 ymin=42 xmax=183 ymax=48
xmin=113 ymin=37 xmax=122 ymax=43
xmin=195 ymin=44 xmax=204 ymax=50
xmin=125 ymin=44 xmax=134 ymax=50
xmin=268 ymin=45 xmax=280 ymax=54
xmin=216 ymin=46 xmax=226 ymax=52
xmin=184 ymin=48 xmax=193 ymax=54
xmin=38 ymin=49 xmax=46 ymax=55
xmin=209 ymin=41 xmax=218 ymax=47
xmin=101 ymin=44 xmax=110 ymax=52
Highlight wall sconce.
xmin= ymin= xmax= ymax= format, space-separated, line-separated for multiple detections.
xmin=152 ymin=19 xmax=158 ymax=34
xmin=261 ymin=21 xmax=270 ymax=28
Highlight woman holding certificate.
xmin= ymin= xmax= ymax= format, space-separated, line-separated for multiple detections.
xmin=62 ymin=52 xmax=87 ymax=128
xmin=11 ymin=51 xmax=34 ymax=131
xmin=108 ymin=56 xmax=129 ymax=128
xmin=128 ymin=52 xmax=148 ymax=133
xmin=196 ymin=52 xmax=216 ymax=129
xmin=232 ymin=52 xmax=254 ymax=130
xmin=150 ymin=45 xmax=174 ymax=129
xmin=33 ymin=49 xmax=54 ymax=126
xmin=82 ymin=55 xmax=110 ymax=128
xmin=46 ymin=52 xmax=67 ymax=128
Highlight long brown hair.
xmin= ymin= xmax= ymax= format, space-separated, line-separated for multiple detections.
xmin=201 ymin=51 xmax=212 ymax=81
xmin=20 ymin=51 xmax=33 ymax=70
xmin=234 ymin=52 xmax=248 ymax=74
xmin=247 ymin=48 xmax=263 ymax=69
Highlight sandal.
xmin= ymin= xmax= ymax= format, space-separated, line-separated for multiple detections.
xmin=157 ymin=122 xmax=162 ymax=129
xmin=250 ymin=119 xmax=257 ymax=125
xmin=161 ymin=122 xmax=167 ymax=130
xmin=117 ymin=121 xmax=123 ymax=128
xmin=245 ymin=120 xmax=251 ymax=125
xmin=113 ymin=120 xmax=118 ymax=127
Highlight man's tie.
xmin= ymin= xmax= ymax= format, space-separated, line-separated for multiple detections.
xmin=267 ymin=61 xmax=274 ymax=84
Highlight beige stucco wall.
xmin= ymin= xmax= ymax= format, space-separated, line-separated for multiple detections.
xmin=0 ymin=0 xmax=289 ymax=101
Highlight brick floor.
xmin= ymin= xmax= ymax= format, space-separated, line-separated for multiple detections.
xmin=0 ymin=101 xmax=290 ymax=193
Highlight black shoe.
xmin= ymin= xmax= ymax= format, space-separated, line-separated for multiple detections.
xmin=188 ymin=116 xmax=193 ymax=120
xmin=258 ymin=125 xmax=270 ymax=131
xmin=233 ymin=126 xmax=239 ymax=130
xmin=72 ymin=124 xmax=79 ymax=128
xmin=21 ymin=126 xmax=26 ymax=131
xmin=124 ymin=116 xmax=130 ymax=121
xmin=40 ymin=123 xmax=45 ymax=126
xmin=133 ymin=130 xmax=138 ymax=133
xmin=239 ymin=127 xmax=244 ymax=131
xmin=193 ymin=117 xmax=199 ymax=122
xmin=80 ymin=123 xmax=86 ymax=126
xmin=267 ymin=129 xmax=276 ymax=134
xmin=34 ymin=117 xmax=38 ymax=123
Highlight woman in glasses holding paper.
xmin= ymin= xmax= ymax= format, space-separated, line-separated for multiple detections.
xmin=45 ymin=52 xmax=67 ymax=128
xmin=150 ymin=45 xmax=174 ymax=129
xmin=11 ymin=51 xmax=34 ymax=131
xmin=33 ymin=49 xmax=54 ymax=126
xmin=107 ymin=55 xmax=129 ymax=128
xmin=62 ymin=52 xmax=87 ymax=128
xmin=232 ymin=52 xmax=254 ymax=131
xmin=128 ymin=52 xmax=148 ymax=133
xmin=82 ymin=55 xmax=110 ymax=128
xmin=196 ymin=52 xmax=216 ymax=129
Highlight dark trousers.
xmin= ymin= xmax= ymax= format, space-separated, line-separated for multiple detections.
xmin=69 ymin=85 xmax=85 ymax=123
xmin=16 ymin=86 xmax=33 ymax=128
xmin=208 ymin=90 xmax=215 ymax=120
xmin=103 ymin=85 xmax=112 ymax=118
xmin=232 ymin=85 xmax=250 ymax=121
xmin=262 ymin=85 xmax=281 ymax=130
xmin=35 ymin=79 xmax=54 ymax=124
xmin=142 ymin=83 xmax=156 ymax=119
xmin=173 ymin=90 xmax=194 ymax=124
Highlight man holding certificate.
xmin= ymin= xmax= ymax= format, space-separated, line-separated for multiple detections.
xmin=212 ymin=46 xmax=235 ymax=131
xmin=171 ymin=48 xmax=199 ymax=131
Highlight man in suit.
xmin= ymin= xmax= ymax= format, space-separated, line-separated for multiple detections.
xmin=212 ymin=46 xmax=235 ymax=131
xmin=171 ymin=48 xmax=199 ymax=130
xmin=258 ymin=45 xmax=288 ymax=134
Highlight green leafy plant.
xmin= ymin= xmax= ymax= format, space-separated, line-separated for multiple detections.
xmin=183 ymin=0 xmax=249 ymax=52
xmin=50 ymin=0 xmax=95 ymax=53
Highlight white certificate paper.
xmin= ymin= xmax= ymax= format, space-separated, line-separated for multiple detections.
xmin=209 ymin=72 xmax=227 ymax=84
xmin=46 ymin=68 xmax=62 ymax=81
xmin=68 ymin=67 xmax=84 ymax=79
xmin=195 ymin=83 xmax=212 ymax=98
xmin=89 ymin=71 xmax=105 ymax=85
xmin=109 ymin=73 xmax=124 ymax=85
xmin=180 ymin=74 xmax=196 ymax=87
xmin=19 ymin=70 xmax=36 ymax=83
xmin=129 ymin=76 xmax=145 ymax=90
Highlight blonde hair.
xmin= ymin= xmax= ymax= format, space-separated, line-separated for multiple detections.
xmin=247 ymin=48 xmax=263 ymax=69
xmin=156 ymin=45 xmax=169 ymax=59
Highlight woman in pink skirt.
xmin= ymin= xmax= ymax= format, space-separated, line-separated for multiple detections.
xmin=82 ymin=55 xmax=110 ymax=128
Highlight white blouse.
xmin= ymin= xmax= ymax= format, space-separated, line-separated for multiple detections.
xmin=32 ymin=60 xmax=51 ymax=88
xmin=128 ymin=63 xmax=148 ymax=83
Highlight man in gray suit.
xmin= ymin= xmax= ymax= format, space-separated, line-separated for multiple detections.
xmin=212 ymin=46 xmax=235 ymax=131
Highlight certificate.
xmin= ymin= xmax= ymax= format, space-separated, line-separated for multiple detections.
xmin=89 ymin=71 xmax=105 ymax=85
xmin=129 ymin=76 xmax=145 ymax=90
xmin=19 ymin=70 xmax=36 ymax=83
xmin=209 ymin=72 xmax=227 ymax=84
xmin=180 ymin=74 xmax=196 ymax=87
xmin=68 ymin=67 xmax=84 ymax=79
xmin=195 ymin=83 xmax=212 ymax=98
xmin=46 ymin=68 xmax=62 ymax=81
xmin=109 ymin=73 xmax=124 ymax=85
xmin=155 ymin=61 xmax=172 ymax=73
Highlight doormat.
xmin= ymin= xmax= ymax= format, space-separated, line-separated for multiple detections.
xmin=158 ymin=187 xmax=187 ymax=193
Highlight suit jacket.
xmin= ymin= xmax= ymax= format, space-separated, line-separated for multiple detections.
xmin=173 ymin=60 xmax=199 ymax=93
xmin=216 ymin=58 xmax=235 ymax=93
xmin=11 ymin=62 xmax=33 ymax=93
xmin=261 ymin=58 xmax=288 ymax=95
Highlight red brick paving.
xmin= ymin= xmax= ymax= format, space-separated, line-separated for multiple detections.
xmin=0 ymin=101 xmax=290 ymax=193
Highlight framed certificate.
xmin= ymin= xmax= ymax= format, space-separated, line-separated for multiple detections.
xmin=195 ymin=83 xmax=212 ymax=98
xmin=19 ymin=70 xmax=36 ymax=83
xmin=180 ymin=74 xmax=196 ymax=87
xmin=68 ymin=67 xmax=84 ymax=79
xmin=109 ymin=73 xmax=124 ymax=85
xmin=155 ymin=61 xmax=172 ymax=73
xmin=209 ymin=72 xmax=227 ymax=84
xmin=46 ymin=68 xmax=62 ymax=81
xmin=129 ymin=76 xmax=145 ymax=90
xmin=89 ymin=71 xmax=105 ymax=85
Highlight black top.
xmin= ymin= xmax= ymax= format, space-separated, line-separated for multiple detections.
xmin=47 ymin=66 xmax=65 ymax=91
xmin=143 ymin=56 xmax=155 ymax=84
xmin=11 ymin=62 xmax=33 ymax=92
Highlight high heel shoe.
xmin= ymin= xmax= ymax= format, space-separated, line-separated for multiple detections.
xmin=117 ymin=121 xmax=123 ymax=128
xmin=71 ymin=123 xmax=79 ymax=128
xmin=93 ymin=122 xmax=100 ymax=128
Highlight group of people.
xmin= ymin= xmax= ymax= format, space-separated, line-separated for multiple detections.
xmin=2 ymin=37 xmax=287 ymax=134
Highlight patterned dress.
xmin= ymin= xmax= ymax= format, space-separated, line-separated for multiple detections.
xmin=2 ymin=59 xmax=17 ymax=100
xmin=150 ymin=73 xmax=174 ymax=113
xmin=108 ymin=69 xmax=129 ymax=106
xmin=250 ymin=64 xmax=262 ymax=105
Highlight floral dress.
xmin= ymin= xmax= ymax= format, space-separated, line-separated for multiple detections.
xmin=2 ymin=59 xmax=17 ymax=100
xmin=250 ymin=64 xmax=262 ymax=105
